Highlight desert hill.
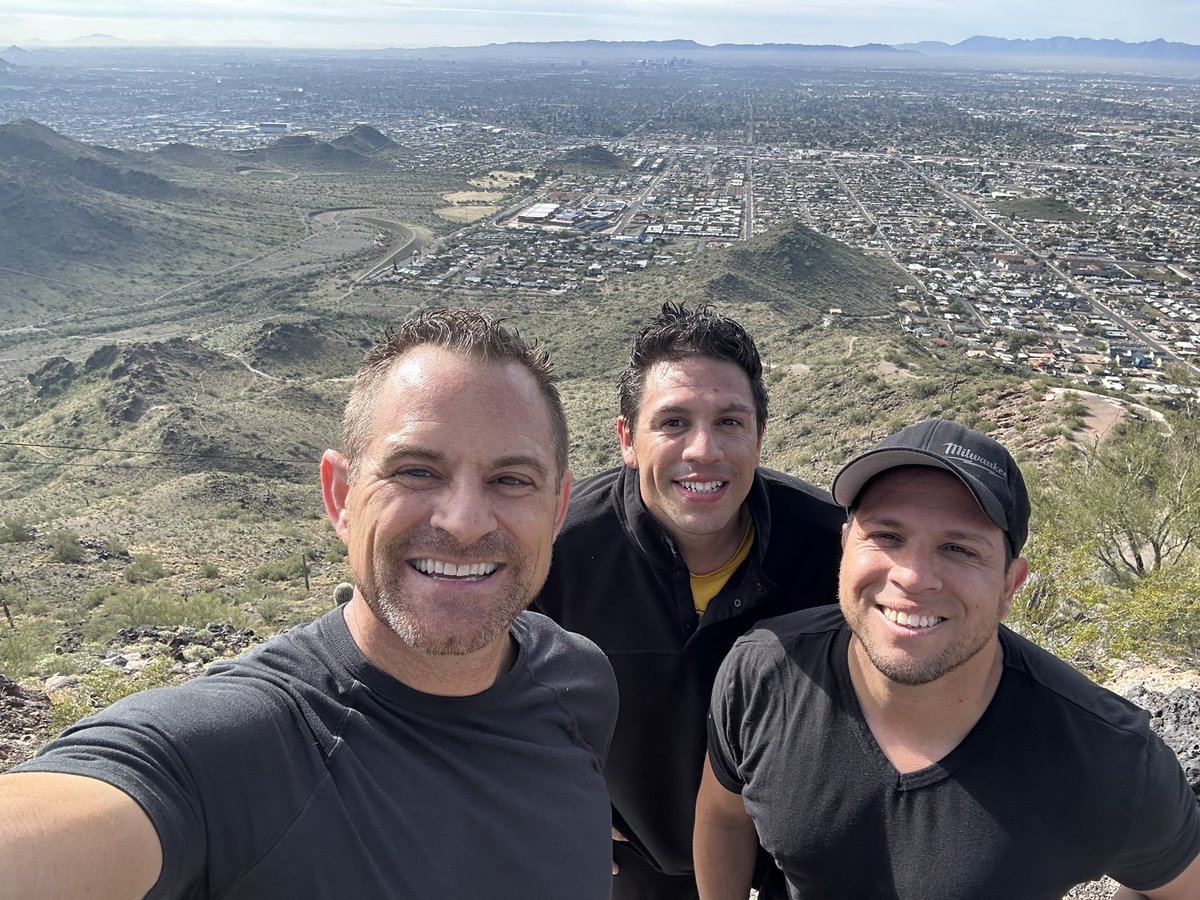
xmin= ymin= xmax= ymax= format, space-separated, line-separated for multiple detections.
xmin=660 ymin=220 xmax=907 ymax=321
xmin=331 ymin=124 xmax=398 ymax=155
xmin=237 ymin=133 xmax=394 ymax=172
xmin=0 ymin=119 xmax=463 ymax=334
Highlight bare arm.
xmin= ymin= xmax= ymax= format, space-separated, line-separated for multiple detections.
xmin=0 ymin=771 xmax=162 ymax=900
xmin=694 ymin=755 xmax=758 ymax=900
xmin=1111 ymin=848 xmax=1200 ymax=899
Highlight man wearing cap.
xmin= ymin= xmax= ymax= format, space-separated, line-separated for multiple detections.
xmin=694 ymin=419 xmax=1200 ymax=899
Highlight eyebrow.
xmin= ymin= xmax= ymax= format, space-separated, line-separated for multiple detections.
xmin=652 ymin=402 xmax=755 ymax=417
xmin=378 ymin=444 xmax=550 ymax=480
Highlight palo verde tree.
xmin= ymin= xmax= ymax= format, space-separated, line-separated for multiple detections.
xmin=1046 ymin=412 xmax=1200 ymax=583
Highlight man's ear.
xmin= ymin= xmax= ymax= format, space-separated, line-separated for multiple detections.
xmin=321 ymin=450 xmax=352 ymax=543
xmin=553 ymin=469 xmax=573 ymax=539
xmin=999 ymin=556 xmax=1030 ymax=620
xmin=616 ymin=416 xmax=638 ymax=468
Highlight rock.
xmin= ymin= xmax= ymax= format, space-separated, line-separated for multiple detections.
xmin=0 ymin=674 xmax=53 ymax=772
xmin=44 ymin=674 xmax=79 ymax=692
xmin=1119 ymin=683 xmax=1200 ymax=800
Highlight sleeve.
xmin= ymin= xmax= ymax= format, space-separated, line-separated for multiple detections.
xmin=706 ymin=636 xmax=753 ymax=794
xmin=1107 ymin=730 xmax=1200 ymax=890
xmin=576 ymin=638 xmax=620 ymax=766
xmin=13 ymin=685 xmax=213 ymax=896
xmin=14 ymin=674 xmax=326 ymax=900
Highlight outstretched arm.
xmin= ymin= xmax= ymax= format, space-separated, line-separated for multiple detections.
xmin=694 ymin=755 xmax=758 ymax=900
xmin=0 ymin=771 xmax=162 ymax=900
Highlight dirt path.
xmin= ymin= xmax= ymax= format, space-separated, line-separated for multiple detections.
xmin=1043 ymin=387 xmax=1165 ymax=444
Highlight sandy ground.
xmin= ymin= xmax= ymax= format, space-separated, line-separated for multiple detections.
xmin=434 ymin=205 xmax=499 ymax=223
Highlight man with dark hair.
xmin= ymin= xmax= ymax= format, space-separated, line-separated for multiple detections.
xmin=535 ymin=302 xmax=843 ymax=900
xmin=696 ymin=419 xmax=1200 ymax=900
xmin=0 ymin=309 xmax=618 ymax=900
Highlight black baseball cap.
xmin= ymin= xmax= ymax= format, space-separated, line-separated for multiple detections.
xmin=831 ymin=419 xmax=1031 ymax=555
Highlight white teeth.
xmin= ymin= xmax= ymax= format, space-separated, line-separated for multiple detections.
xmin=412 ymin=559 xmax=498 ymax=578
xmin=680 ymin=480 xmax=724 ymax=493
xmin=882 ymin=608 xmax=942 ymax=629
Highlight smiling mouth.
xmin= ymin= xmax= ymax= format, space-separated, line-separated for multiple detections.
xmin=880 ymin=607 xmax=945 ymax=629
xmin=410 ymin=559 xmax=499 ymax=579
xmin=678 ymin=479 xmax=726 ymax=494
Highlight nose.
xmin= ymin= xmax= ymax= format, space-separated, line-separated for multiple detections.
xmin=681 ymin=424 xmax=722 ymax=464
xmin=888 ymin=546 xmax=942 ymax=594
xmin=428 ymin=479 xmax=498 ymax=546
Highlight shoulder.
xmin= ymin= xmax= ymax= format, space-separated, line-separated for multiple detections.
xmin=755 ymin=468 xmax=845 ymax=527
xmin=999 ymin=626 xmax=1152 ymax=737
xmin=512 ymin=612 xmax=619 ymax=757
xmin=725 ymin=606 xmax=845 ymax=673
xmin=557 ymin=467 xmax=623 ymax=534
xmin=513 ymin=611 xmax=617 ymax=690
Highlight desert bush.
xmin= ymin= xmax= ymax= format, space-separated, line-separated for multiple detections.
xmin=253 ymin=555 xmax=306 ymax=583
xmin=0 ymin=627 xmax=40 ymax=677
xmin=0 ymin=515 xmax=36 ymax=543
xmin=124 ymin=553 xmax=167 ymax=584
xmin=49 ymin=529 xmax=86 ymax=564
xmin=49 ymin=655 xmax=182 ymax=732
xmin=199 ymin=561 xmax=220 ymax=578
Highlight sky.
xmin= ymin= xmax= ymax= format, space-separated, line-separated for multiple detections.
xmin=2 ymin=1 xmax=1197 ymax=50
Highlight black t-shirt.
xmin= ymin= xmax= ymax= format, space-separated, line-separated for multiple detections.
xmin=709 ymin=606 xmax=1200 ymax=900
xmin=18 ymin=609 xmax=618 ymax=900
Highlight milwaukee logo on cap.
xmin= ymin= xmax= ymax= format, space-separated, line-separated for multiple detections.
xmin=941 ymin=441 xmax=1007 ymax=480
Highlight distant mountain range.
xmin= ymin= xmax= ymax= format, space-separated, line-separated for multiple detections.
xmin=896 ymin=36 xmax=1200 ymax=61
xmin=3 ymin=36 xmax=1197 ymax=66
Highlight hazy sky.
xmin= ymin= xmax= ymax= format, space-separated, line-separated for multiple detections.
xmin=3 ymin=1 xmax=1197 ymax=50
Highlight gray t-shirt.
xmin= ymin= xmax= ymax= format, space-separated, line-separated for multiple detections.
xmin=19 ymin=608 xmax=618 ymax=899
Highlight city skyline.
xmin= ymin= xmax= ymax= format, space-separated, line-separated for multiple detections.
xmin=3 ymin=1 xmax=1198 ymax=51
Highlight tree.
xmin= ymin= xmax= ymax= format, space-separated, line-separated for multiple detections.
xmin=1047 ymin=414 xmax=1200 ymax=581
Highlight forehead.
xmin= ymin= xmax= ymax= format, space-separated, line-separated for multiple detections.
xmin=366 ymin=346 xmax=554 ymax=457
xmin=854 ymin=467 xmax=998 ymax=535
xmin=639 ymin=357 xmax=755 ymax=409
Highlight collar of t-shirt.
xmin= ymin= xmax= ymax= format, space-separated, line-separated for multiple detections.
xmin=691 ymin=521 xmax=755 ymax=616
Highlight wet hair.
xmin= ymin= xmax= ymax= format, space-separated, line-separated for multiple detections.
xmin=616 ymin=302 xmax=768 ymax=431
xmin=341 ymin=308 xmax=568 ymax=487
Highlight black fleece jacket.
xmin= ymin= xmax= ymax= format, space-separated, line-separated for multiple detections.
xmin=534 ymin=465 xmax=843 ymax=876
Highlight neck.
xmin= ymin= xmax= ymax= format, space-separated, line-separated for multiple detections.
xmin=344 ymin=598 xmax=517 ymax=697
xmin=674 ymin=506 xmax=750 ymax=574
xmin=847 ymin=635 xmax=1005 ymax=774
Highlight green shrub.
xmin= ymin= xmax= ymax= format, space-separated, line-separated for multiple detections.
xmin=124 ymin=553 xmax=166 ymax=584
xmin=253 ymin=555 xmax=307 ymax=583
xmin=0 ymin=628 xmax=40 ymax=678
xmin=199 ymin=561 xmax=220 ymax=578
xmin=0 ymin=515 xmax=36 ymax=543
xmin=49 ymin=656 xmax=183 ymax=732
xmin=49 ymin=529 xmax=86 ymax=564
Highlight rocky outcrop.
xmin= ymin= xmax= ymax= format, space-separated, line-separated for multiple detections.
xmin=1120 ymin=683 xmax=1200 ymax=800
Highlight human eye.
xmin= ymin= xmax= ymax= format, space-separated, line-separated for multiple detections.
xmin=393 ymin=466 xmax=438 ymax=482
xmin=717 ymin=416 xmax=746 ymax=428
xmin=494 ymin=473 xmax=534 ymax=487
xmin=943 ymin=542 xmax=978 ymax=558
